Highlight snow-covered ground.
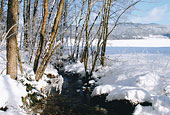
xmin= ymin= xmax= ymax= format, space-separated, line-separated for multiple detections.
xmin=68 ymin=34 xmax=170 ymax=47
xmin=1 ymin=35 xmax=170 ymax=114
xmin=0 ymin=44 xmax=63 ymax=114
xmin=65 ymin=37 xmax=170 ymax=115
xmin=91 ymin=54 xmax=170 ymax=114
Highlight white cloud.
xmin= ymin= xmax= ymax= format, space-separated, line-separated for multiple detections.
xmin=130 ymin=5 xmax=170 ymax=24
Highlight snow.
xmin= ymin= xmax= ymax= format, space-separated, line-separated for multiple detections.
xmin=90 ymin=54 xmax=170 ymax=114
xmin=106 ymin=39 xmax=170 ymax=47
xmin=68 ymin=35 xmax=170 ymax=47
xmin=0 ymin=75 xmax=27 ymax=115
xmin=0 ymin=44 xmax=63 ymax=114
xmin=1 ymin=34 xmax=170 ymax=114
xmin=64 ymin=61 xmax=85 ymax=76
xmin=64 ymin=37 xmax=170 ymax=114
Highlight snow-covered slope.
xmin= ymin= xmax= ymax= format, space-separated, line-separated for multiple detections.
xmin=111 ymin=23 xmax=170 ymax=39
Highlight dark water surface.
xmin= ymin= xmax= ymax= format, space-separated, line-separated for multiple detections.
xmin=41 ymin=74 xmax=108 ymax=115
xmin=41 ymin=72 xmax=135 ymax=115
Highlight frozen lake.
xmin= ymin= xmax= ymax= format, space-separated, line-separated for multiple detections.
xmin=106 ymin=47 xmax=170 ymax=54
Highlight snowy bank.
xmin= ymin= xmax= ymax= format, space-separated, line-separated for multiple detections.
xmin=0 ymin=75 xmax=27 ymax=115
xmin=65 ymin=52 xmax=170 ymax=114
xmin=0 ymin=45 xmax=63 ymax=114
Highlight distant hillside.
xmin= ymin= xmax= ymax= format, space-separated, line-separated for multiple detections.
xmin=68 ymin=23 xmax=170 ymax=40
xmin=108 ymin=23 xmax=170 ymax=39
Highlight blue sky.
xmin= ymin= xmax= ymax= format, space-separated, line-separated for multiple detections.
xmin=129 ymin=0 xmax=170 ymax=25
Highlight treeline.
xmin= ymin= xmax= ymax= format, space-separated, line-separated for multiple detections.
xmin=0 ymin=0 xmax=141 ymax=81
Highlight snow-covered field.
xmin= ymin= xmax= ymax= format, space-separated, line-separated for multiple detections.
xmin=68 ymin=35 xmax=170 ymax=47
xmin=65 ymin=37 xmax=170 ymax=115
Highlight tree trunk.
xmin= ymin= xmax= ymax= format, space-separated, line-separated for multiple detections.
xmin=60 ymin=0 xmax=68 ymax=56
xmin=0 ymin=0 xmax=4 ymax=21
xmin=71 ymin=0 xmax=86 ymax=60
xmin=24 ymin=0 xmax=31 ymax=51
xmin=7 ymin=0 xmax=18 ymax=79
xmin=33 ymin=0 xmax=48 ymax=73
xmin=23 ymin=0 xmax=26 ymax=49
xmin=29 ymin=0 xmax=39 ymax=63
xmin=35 ymin=0 xmax=65 ymax=81
xmin=83 ymin=0 xmax=91 ymax=79
xmin=90 ymin=20 xmax=103 ymax=74
xmin=101 ymin=0 xmax=111 ymax=66
xmin=17 ymin=1 xmax=24 ymax=74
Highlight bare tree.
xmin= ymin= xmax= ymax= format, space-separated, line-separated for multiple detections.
xmin=29 ymin=0 xmax=39 ymax=63
xmin=6 ymin=0 xmax=18 ymax=79
xmin=100 ymin=0 xmax=141 ymax=66
xmin=23 ymin=0 xmax=31 ymax=51
xmin=33 ymin=0 xmax=49 ymax=73
xmin=83 ymin=0 xmax=91 ymax=79
xmin=35 ymin=0 xmax=65 ymax=81
xmin=100 ymin=0 xmax=112 ymax=66
xmin=71 ymin=0 xmax=87 ymax=60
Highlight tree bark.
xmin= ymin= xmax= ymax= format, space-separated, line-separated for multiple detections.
xmin=29 ymin=0 xmax=39 ymax=63
xmin=33 ymin=0 xmax=48 ymax=73
xmin=7 ymin=0 xmax=18 ymax=79
xmin=17 ymin=1 xmax=24 ymax=74
xmin=35 ymin=0 xmax=65 ymax=81
xmin=24 ymin=0 xmax=31 ymax=51
xmin=83 ymin=0 xmax=91 ymax=79
xmin=0 ymin=0 xmax=4 ymax=21
xmin=101 ymin=0 xmax=111 ymax=66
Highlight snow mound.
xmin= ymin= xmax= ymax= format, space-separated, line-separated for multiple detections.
xmin=106 ymin=86 xmax=150 ymax=103
xmin=91 ymin=85 xmax=116 ymax=96
xmin=64 ymin=61 xmax=85 ymax=75
xmin=135 ymin=72 xmax=160 ymax=91
xmin=92 ymin=84 xmax=151 ymax=104
xmin=134 ymin=96 xmax=170 ymax=115
xmin=0 ymin=75 xmax=27 ymax=114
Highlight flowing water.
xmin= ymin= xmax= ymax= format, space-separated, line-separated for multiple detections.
xmin=40 ymin=71 xmax=136 ymax=115
xmin=41 ymin=73 xmax=108 ymax=115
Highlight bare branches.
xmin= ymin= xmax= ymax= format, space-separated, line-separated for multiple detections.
xmin=108 ymin=0 xmax=141 ymax=36
xmin=0 ymin=23 xmax=18 ymax=45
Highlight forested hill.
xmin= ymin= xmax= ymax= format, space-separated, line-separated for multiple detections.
xmin=110 ymin=23 xmax=170 ymax=39
xmin=81 ymin=23 xmax=170 ymax=40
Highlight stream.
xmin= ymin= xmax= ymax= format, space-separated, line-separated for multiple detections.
xmin=41 ymin=72 xmax=107 ymax=115
xmin=40 ymin=71 xmax=135 ymax=115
